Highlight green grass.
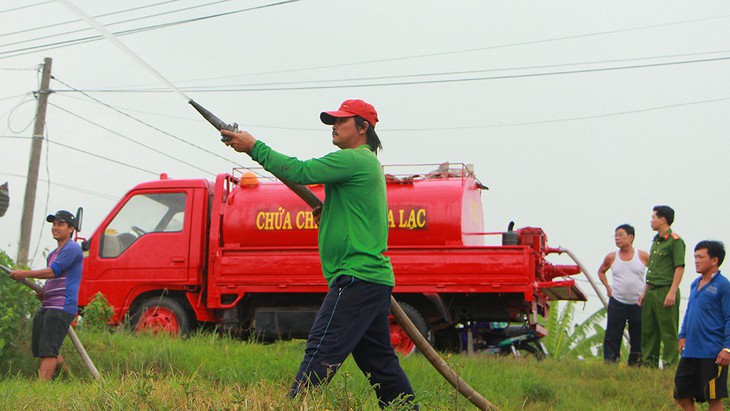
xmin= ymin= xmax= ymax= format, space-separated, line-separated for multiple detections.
xmin=0 ymin=329 xmax=691 ymax=410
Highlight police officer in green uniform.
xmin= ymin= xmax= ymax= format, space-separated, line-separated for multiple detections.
xmin=639 ymin=205 xmax=686 ymax=368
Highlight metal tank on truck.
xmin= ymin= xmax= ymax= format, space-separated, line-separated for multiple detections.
xmin=78 ymin=162 xmax=586 ymax=355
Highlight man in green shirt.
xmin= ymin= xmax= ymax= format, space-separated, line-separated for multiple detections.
xmin=640 ymin=205 xmax=686 ymax=368
xmin=221 ymin=99 xmax=417 ymax=409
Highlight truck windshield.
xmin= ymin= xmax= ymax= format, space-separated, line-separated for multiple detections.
xmin=100 ymin=192 xmax=186 ymax=258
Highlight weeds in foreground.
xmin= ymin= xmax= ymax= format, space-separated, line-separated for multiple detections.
xmin=0 ymin=328 xmax=686 ymax=410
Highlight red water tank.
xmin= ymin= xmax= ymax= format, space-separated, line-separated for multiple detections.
xmin=221 ymin=164 xmax=485 ymax=248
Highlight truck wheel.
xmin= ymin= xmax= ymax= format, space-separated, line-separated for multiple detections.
xmin=389 ymin=302 xmax=432 ymax=356
xmin=134 ymin=296 xmax=190 ymax=336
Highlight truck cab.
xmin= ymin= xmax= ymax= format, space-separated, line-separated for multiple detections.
xmin=80 ymin=177 xmax=212 ymax=332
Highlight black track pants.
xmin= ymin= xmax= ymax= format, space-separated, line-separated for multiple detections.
xmin=289 ymin=275 xmax=417 ymax=409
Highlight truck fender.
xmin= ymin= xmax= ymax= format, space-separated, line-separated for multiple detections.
xmin=185 ymin=292 xmax=217 ymax=322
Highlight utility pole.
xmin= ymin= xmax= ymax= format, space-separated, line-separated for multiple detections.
xmin=17 ymin=57 xmax=52 ymax=266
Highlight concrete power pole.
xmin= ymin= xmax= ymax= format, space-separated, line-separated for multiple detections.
xmin=17 ymin=57 xmax=53 ymax=266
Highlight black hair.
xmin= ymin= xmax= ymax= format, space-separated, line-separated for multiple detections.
xmin=653 ymin=205 xmax=675 ymax=226
xmin=354 ymin=116 xmax=382 ymax=154
xmin=615 ymin=223 xmax=635 ymax=238
xmin=694 ymin=240 xmax=726 ymax=267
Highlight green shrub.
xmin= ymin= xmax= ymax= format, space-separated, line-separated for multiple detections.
xmin=0 ymin=251 xmax=40 ymax=362
xmin=81 ymin=292 xmax=114 ymax=331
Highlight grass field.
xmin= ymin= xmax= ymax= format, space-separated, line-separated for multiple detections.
xmin=0 ymin=329 xmax=692 ymax=410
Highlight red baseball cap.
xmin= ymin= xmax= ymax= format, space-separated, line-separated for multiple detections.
xmin=320 ymin=99 xmax=379 ymax=129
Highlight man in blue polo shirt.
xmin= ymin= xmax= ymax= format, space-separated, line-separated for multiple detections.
xmin=675 ymin=240 xmax=730 ymax=410
xmin=11 ymin=210 xmax=83 ymax=380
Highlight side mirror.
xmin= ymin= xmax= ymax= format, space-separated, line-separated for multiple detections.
xmin=81 ymin=239 xmax=90 ymax=252
xmin=75 ymin=207 xmax=84 ymax=233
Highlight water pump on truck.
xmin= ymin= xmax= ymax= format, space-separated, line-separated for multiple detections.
xmin=77 ymin=162 xmax=586 ymax=355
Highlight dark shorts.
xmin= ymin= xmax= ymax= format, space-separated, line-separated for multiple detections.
xmin=674 ymin=357 xmax=728 ymax=402
xmin=32 ymin=309 xmax=74 ymax=358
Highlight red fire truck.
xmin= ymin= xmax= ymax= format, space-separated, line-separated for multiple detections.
xmin=77 ymin=163 xmax=586 ymax=354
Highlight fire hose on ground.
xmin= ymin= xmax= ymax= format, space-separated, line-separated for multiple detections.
xmin=1 ymin=264 xmax=100 ymax=379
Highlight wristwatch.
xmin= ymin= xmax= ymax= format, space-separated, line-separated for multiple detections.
xmin=723 ymin=348 xmax=730 ymax=354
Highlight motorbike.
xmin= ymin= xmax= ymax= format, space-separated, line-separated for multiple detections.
xmin=457 ymin=321 xmax=547 ymax=358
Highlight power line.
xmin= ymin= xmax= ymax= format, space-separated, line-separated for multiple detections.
xmin=387 ymin=95 xmax=730 ymax=132
xmin=56 ymin=93 xmax=322 ymax=132
xmin=0 ymin=0 xmax=184 ymax=38
xmin=51 ymin=85 xmax=730 ymax=135
xmin=48 ymin=102 xmax=217 ymax=176
xmin=1 ymin=0 xmax=235 ymax=48
xmin=51 ymin=76 xmax=245 ymax=172
xmin=166 ymin=12 xmax=730 ymax=81
xmin=0 ymin=171 xmax=119 ymax=201
xmin=58 ymin=92 xmax=197 ymax=121
xmin=59 ymin=53 xmax=730 ymax=94
xmin=0 ymin=0 xmax=302 ymax=59
xmin=0 ymin=93 xmax=33 ymax=116
xmin=4 ymin=94 xmax=36 ymax=134
xmin=95 ymin=49 xmax=730 ymax=93
xmin=0 ymin=1 xmax=53 ymax=15
xmin=48 ymin=138 xmax=159 ymax=176
xmin=30 ymin=126 xmax=53 ymax=264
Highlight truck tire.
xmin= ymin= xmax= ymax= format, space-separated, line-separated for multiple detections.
xmin=389 ymin=302 xmax=433 ymax=356
xmin=134 ymin=296 xmax=191 ymax=336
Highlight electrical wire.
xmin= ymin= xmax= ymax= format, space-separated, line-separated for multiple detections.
xmin=0 ymin=171 xmax=118 ymax=201
xmin=51 ymin=84 xmax=730 ymax=135
xmin=29 ymin=125 xmax=53 ymax=265
xmin=0 ymin=92 xmax=32 ymax=102
xmin=60 ymin=53 xmax=730 ymax=95
xmin=1 ymin=0 xmax=235 ymax=49
xmin=0 ymin=0 xmax=184 ymax=38
xmin=57 ymin=93 xmax=197 ymax=122
xmin=53 ymin=77 xmax=243 ymax=170
xmin=56 ymin=92 xmax=322 ymax=132
xmin=386 ymin=95 xmax=730 ymax=132
xmin=156 ymin=12 xmax=730 ymax=81
xmin=51 ymin=75 xmax=258 ymax=173
xmin=48 ymin=138 xmax=160 ymax=176
xmin=5 ymin=95 xmax=36 ymax=134
xmin=1 ymin=92 xmax=33 ymax=119
xmin=0 ymin=0 xmax=301 ymax=59
xmin=207 ymin=54 xmax=730 ymax=91
xmin=0 ymin=1 xmax=53 ymax=15
xmin=48 ymin=102 xmax=217 ymax=176
xmin=110 ymin=49 xmax=730 ymax=93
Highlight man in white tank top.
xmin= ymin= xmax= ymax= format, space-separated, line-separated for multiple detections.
xmin=598 ymin=224 xmax=649 ymax=365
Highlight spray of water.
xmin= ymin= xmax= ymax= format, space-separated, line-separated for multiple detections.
xmin=58 ymin=0 xmax=190 ymax=103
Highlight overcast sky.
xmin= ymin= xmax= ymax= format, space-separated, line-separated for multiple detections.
xmin=2 ymin=0 xmax=730 ymax=326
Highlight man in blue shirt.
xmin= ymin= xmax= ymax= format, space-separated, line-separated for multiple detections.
xmin=11 ymin=210 xmax=83 ymax=380
xmin=675 ymin=240 xmax=730 ymax=410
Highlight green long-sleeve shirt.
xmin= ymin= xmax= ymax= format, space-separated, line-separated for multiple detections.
xmin=250 ymin=140 xmax=394 ymax=287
